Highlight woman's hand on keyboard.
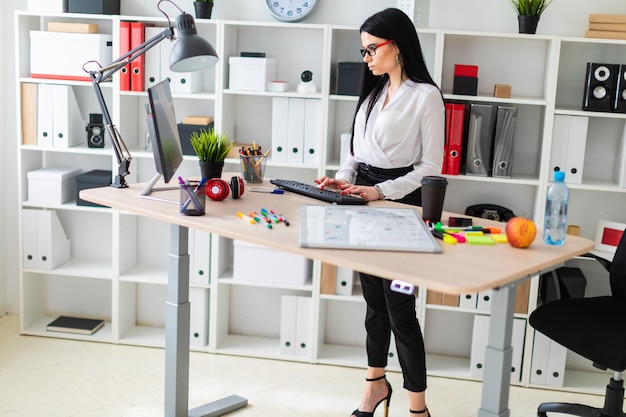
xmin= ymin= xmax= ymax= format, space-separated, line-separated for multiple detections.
xmin=314 ymin=176 xmax=348 ymax=190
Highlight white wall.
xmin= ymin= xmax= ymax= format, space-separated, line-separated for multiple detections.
xmin=429 ymin=0 xmax=626 ymax=36
xmin=3 ymin=0 xmax=626 ymax=314
xmin=0 ymin=1 xmax=8 ymax=316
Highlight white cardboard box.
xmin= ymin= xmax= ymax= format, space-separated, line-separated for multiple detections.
xmin=27 ymin=167 xmax=81 ymax=205
xmin=233 ymin=239 xmax=311 ymax=285
xmin=229 ymin=57 xmax=277 ymax=92
xmin=28 ymin=0 xmax=67 ymax=12
xmin=30 ymin=31 xmax=113 ymax=81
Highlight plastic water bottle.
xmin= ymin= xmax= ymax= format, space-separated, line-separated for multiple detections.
xmin=543 ymin=170 xmax=569 ymax=245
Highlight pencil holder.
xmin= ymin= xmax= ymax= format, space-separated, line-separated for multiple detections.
xmin=179 ymin=181 xmax=206 ymax=216
xmin=240 ymin=155 xmax=267 ymax=183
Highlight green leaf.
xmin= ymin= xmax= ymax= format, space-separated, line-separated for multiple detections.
xmin=509 ymin=0 xmax=553 ymax=16
xmin=190 ymin=128 xmax=235 ymax=163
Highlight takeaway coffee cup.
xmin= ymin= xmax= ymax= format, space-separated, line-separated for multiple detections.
xmin=421 ymin=176 xmax=448 ymax=223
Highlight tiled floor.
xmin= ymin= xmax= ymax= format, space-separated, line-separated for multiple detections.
xmin=0 ymin=314 xmax=603 ymax=417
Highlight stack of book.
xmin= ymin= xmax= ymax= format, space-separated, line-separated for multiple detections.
xmin=586 ymin=14 xmax=626 ymax=40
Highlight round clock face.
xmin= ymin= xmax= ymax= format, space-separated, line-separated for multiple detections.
xmin=265 ymin=0 xmax=318 ymax=23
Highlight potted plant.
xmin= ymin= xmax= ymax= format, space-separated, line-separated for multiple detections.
xmin=190 ymin=128 xmax=234 ymax=179
xmin=509 ymin=0 xmax=553 ymax=34
xmin=194 ymin=0 xmax=214 ymax=19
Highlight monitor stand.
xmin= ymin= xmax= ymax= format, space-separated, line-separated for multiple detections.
xmin=139 ymin=173 xmax=179 ymax=204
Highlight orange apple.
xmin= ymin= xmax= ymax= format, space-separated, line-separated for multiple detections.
xmin=505 ymin=217 xmax=537 ymax=248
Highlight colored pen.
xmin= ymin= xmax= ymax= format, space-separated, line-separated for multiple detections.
xmin=250 ymin=211 xmax=269 ymax=223
xmin=236 ymin=211 xmax=255 ymax=224
xmin=260 ymin=208 xmax=280 ymax=223
xmin=279 ymin=213 xmax=290 ymax=226
xmin=249 ymin=211 xmax=273 ymax=228
xmin=434 ymin=223 xmax=498 ymax=234
xmin=249 ymin=187 xmax=284 ymax=194
xmin=431 ymin=230 xmax=457 ymax=244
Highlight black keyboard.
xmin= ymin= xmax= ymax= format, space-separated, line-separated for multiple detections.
xmin=270 ymin=179 xmax=368 ymax=205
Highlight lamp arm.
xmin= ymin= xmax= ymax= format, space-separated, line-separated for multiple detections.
xmin=86 ymin=27 xmax=174 ymax=188
xmin=96 ymin=27 xmax=175 ymax=83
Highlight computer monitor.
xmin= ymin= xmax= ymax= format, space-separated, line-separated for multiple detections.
xmin=139 ymin=79 xmax=184 ymax=203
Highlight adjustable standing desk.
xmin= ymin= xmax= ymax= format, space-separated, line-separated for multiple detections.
xmin=80 ymin=181 xmax=594 ymax=417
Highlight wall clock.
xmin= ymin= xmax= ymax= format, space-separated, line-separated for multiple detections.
xmin=265 ymin=0 xmax=318 ymax=23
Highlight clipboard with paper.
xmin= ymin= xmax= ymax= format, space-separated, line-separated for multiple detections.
xmin=299 ymin=205 xmax=441 ymax=253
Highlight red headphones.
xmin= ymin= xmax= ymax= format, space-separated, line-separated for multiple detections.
xmin=206 ymin=176 xmax=245 ymax=201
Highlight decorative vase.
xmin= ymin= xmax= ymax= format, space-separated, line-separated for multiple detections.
xmin=194 ymin=1 xmax=213 ymax=19
xmin=199 ymin=161 xmax=224 ymax=180
xmin=518 ymin=15 xmax=540 ymax=34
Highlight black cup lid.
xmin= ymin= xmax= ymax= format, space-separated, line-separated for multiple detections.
xmin=421 ymin=175 xmax=448 ymax=185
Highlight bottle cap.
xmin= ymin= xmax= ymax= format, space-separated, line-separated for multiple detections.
xmin=554 ymin=170 xmax=565 ymax=181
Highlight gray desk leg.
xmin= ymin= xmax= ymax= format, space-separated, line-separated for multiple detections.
xmin=477 ymin=283 xmax=516 ymax=417
xmin=164 ymin=224 xmax=248 ymax=417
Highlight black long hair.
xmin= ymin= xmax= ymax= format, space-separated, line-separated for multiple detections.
xmin=350 ymin=8 xmax=441 ymax=153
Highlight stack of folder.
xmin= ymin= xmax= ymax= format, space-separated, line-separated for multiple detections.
xmin=586 ymin=14 xmax=626 ymax=40
xmin=441 ymin=102 xmax=518 ymax=178
xmin=120 ymin=21 xmax=149 ymax=92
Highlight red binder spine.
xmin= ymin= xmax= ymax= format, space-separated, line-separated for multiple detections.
xmin=130 ymin=22 xmax=146 ymax=92
xmin=442 ymin=103 xmax=452 ymax=174
xmin=119 ymin=21 xmax=131 ymax=91
xmin=447 ymin=103 xmax=465 ymax=175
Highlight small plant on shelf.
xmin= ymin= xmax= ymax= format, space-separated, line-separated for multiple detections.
xmin=193 ymin=0 xmax=214 ymax=19
xmin=509 ymin=0 xmax=553 ymax=16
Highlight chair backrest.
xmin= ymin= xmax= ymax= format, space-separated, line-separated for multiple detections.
xmin=610 ymin=231 xmax=626 ymax=300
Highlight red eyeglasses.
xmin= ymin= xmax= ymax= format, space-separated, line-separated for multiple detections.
xmin=360 ymin=39 xmax=394 ymax=58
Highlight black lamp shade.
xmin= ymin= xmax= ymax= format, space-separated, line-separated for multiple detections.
xmin=170 ymin=12 xmax=219 ymax=72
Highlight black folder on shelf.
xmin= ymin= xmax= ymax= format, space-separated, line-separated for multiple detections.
xmin=465 ymin=104 xmax=496 ymax=176
xmin=492 ymin=105 xmax=518 ymax=178
xmin=46 ymin=316 xmax=105 ymax=335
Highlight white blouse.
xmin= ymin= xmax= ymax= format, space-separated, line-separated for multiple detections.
xmin=335 ymin=79 xmax=445 ymax=200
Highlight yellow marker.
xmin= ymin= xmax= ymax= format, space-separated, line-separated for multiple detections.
xmin=492 ymin=234 xmax=509 ymax=243
xmin=465 ymin=235 xmax=495 ymax=245
xmin=442 ymin=234 xmax=458 ymax=244
xmin=236 ymin=211 xmax=255 ymax=224
xmin=465 ymin=231 xmax=484 ymax=237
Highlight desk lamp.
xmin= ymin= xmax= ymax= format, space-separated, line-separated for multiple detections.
xmin=83 ymin=0 xmax=219 ymax=188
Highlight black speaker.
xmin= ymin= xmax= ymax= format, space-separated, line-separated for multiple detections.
xmin=582 ymin=62 xmax=616 ymax=112
xmin=86 ymin=113 xmax=105 ymax=148
xmin=614 ymin=64 xmax=626 ymax=113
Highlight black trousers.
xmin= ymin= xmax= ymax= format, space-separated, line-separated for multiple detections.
xmin=356 ymin=163 xmax=427 ymax=392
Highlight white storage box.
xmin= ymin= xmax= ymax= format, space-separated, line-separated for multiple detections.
xmin=28 ymin=0 xmax=67 ymax=12
xmin=233 ymin=240 xmax=311 ymax=285
xmin=30 ymin=31 xmax=112 ymax=82
xmin=229 ymin=57 xmax=277 ymax=92
xmin=27 ymin=167 xmax=81 ymax=205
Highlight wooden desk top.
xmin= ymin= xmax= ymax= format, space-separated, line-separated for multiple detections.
xmin=81 ymin=180 xmax=594 ymax=294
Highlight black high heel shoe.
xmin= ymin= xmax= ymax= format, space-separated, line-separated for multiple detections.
xmin=411 ymin=407 xmax=431 ymax=416
xmin=350 ymin=374 xmax=392 ymax=417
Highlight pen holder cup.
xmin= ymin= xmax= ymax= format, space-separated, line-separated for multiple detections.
xmin=179 ymin=181 xmax=206 ymax=216
xmin=240 ymin=155 xmax=267 ymax=183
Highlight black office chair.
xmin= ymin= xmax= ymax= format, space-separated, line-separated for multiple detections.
xmin=529 ymin=230 xmax=626 ymax=417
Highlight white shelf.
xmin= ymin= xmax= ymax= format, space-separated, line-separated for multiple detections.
xmin=215 ymin=334 xmax=310 ymax=362
xmin=118 ymin=325 xmax=166 ymax=348
xmin=119 ymin=265 xmax=168 ymax=285
xmin=316 ymin=343 xmax=367 ymax=368
xmin=22 ymin=316 xmax=113 ymax=343
xmin=24 ymin=259 xmax=113 ymax=280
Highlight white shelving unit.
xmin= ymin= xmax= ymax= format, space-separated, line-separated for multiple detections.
xmin=15 ymin=10 xmax=626 ymax=396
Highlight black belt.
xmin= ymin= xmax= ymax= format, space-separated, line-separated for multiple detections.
xmin=358 ymin=162 xmax=413 ymax=177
